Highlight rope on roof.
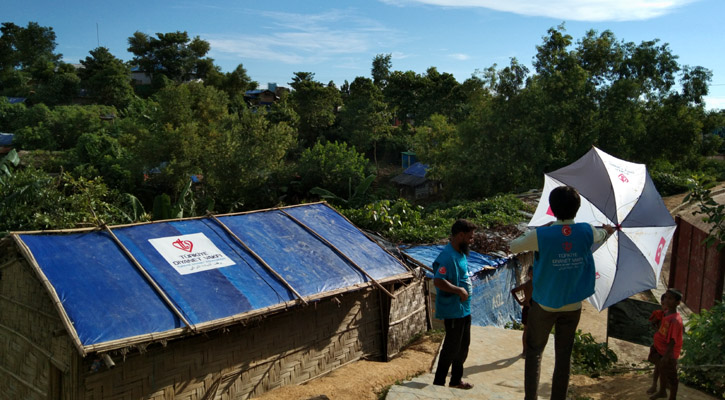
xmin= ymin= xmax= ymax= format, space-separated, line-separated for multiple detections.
xmin=277 ymin=208 xmax=396 ymax=299
xmin=207 ymin=213 xmax=308 ymax=306
xmin=103 ymin=225 xmax=196 ymax=332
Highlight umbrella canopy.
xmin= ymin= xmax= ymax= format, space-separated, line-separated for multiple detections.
xmin=528 ymin=147 xmax=676 ymax=311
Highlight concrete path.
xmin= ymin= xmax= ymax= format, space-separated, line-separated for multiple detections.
xmin=386 ymin=325 xmax=555 ymax=399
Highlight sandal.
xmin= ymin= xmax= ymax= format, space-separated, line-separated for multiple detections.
xmin=449 ymin=381 xmax=474 ymax=390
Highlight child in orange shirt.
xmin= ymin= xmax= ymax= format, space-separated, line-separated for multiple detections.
xmin=647 ymin=288 xmax=683 ymax=400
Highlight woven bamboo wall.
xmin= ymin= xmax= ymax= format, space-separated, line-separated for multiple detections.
xmin=386 ymin=278 xmax=428 ymax=359
xmin=81 ymin=286 xmax=388 ymax=399
xmin=0 ymin=242 xmax=78 ymax=400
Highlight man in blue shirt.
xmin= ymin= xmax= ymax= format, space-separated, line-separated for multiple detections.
xmin=510 ymin=186 xmax=614 ymax=400
xmin=432 ymin=219 xmax=477 ymax=390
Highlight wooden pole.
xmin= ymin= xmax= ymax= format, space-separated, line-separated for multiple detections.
xmin=206 ymin=213 xmax=308 ymax=305
xmin=102 ymin=225 xmax=196 ymax=332
xmin=277 ymin=208 xmax=396 ymax=299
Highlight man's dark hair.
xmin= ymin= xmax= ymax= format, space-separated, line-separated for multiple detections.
xmin=667 ymin=288 xmax=683 ymax=302
xmin=549 ymin=186 xmax=581 ymax=220
xmin=451 ymin=219 xmax=477 ymax=236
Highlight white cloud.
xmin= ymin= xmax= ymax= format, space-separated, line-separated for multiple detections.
xmin=207 ymin=9 xmax=400 ymax=65
xmin=704 ymin=96 xmax=725 ymax=111
xmin=379 ymin=0 xmax=698 ymax=21
xmin=450 ymin=53 xmax=470 ymax=61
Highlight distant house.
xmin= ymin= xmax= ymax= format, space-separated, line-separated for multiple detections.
xmin=130 ymin=65 xmax=152 ymax=85
xmin=244 ymin=83 xmax=290 ymax=108
xmin=391 ymin=162 xmax=439 ymax=199
xmin=244 ymin=89 xmax=278 ymax=106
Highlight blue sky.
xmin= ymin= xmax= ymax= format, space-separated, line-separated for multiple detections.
xmin=5 ymin=0 xmax=725 ymax=110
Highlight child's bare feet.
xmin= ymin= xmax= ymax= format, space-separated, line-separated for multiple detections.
xmin=649 ymin=390 xmax=667 ymax=399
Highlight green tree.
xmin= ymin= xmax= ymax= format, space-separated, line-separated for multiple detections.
xmin=384 ymin=70 xmax=425 ymax=131
xmin=79 ymin=47 xmax=134 ymax=108
xmin=416 ymin=67 xmax=460 ymax=123
xmin=31 ymin=62 xmax=81 ymax=106
xmin=127 ymin=31 xmax=214 ymax=83
xmin=297 ymin=141 xmax=369 ymax=199
xmin=288 ymin=72 xmax=342 ymax=146
xmin=371 ymin=53 xmax=392 ymax=89
xmin=337 ymin=76 xmax=390 ymax=165
xmin=130 ymin=82 xmax=230 ymax=197
xmin=203 ymin=111 xmax=296 ymax=210
xmin=0 ymin=22 xmax=61 ymax=96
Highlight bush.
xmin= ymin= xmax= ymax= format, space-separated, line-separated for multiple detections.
xmin=571 ymin=330 xmax=618 ymax=377
xmin=650 ymin=170 xmax=691 ymax=197
xmin=298 ymin=141 xmax=369 ymax=198
xmin=680 ymin=297 xmax=725 ymax=398
xmin=341 ymin=195 xmax=529 ymax=244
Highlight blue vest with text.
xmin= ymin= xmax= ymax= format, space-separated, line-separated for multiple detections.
xmin=533 ymin=223 xmax=595 ymax=308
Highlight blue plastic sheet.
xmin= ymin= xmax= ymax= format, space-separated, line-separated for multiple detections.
xmin=403 ymin=245 xmax=521 ymax=328
xmin=18 ymin=203 xmax=409 ymax=348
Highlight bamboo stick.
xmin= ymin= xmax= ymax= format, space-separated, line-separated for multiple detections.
xmin=322 ymin=202 xmax=414 ymax=271
xmin=0 ymin=258 xmax=19 ymax=270
xmin=0 ymin=294 xmax=60 ymax=321
xmin=11 ymin=234 xmax=87 ymax=357
xmin=277 ymin=208 xmax=396 ymax=299
xmin=6 ymin=202 xmax=328 ymax=235
xmin=102 ymin=225 xmax=195 ymax=332
xmin=207 ymin=214 xmax=307 ymax=305
xmin=403 ymin=254 xmax=434 ymax=273
xmin=0 ymin=364 xmax=47 ymax=397
xmin=388 ymin=305 xmax=427 ymax=327
xmin=0 ymin=323 xmax=70 ymax=373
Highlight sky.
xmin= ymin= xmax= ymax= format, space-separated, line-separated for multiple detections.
xmin=4 ymin=0 xmax=725 ymax=110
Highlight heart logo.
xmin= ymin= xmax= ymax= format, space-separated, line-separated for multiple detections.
xmin=172 ymin=238 xmax=193 ymax=252
xmin=655 ymin=237 xmax=666 ymax=264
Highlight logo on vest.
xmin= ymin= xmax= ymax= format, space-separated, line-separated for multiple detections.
xmin=562 ymin=241 xmax=573 ymax=252
xmin=562 ymin=225 xmax=572 ymax=236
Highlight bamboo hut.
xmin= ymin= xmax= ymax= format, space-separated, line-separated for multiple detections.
xmin=0 ymin=202 xmax=429 ymax=399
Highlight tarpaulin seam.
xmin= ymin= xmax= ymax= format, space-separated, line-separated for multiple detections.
xmin=200 ymin=218 xmax=289 ymax=306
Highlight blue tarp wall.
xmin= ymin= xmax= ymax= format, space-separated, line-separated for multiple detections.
xmin=17 ymin=203 xmax=409 ymax=349
xmin=403 ymin=245 xmax=522 ymax=328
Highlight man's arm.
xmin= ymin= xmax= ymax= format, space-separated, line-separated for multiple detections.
xmin=593 ymin=225 xmax=615 ymax=244
xmin=434 ymin=278 xmax=468 ymax=302
xmin=510 ymin=230 xmax=538 ymax=254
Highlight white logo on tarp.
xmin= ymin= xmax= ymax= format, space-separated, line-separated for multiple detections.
xmin=149 ymin=233 xmax=235 ymax=275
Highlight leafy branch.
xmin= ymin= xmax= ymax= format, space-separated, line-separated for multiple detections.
xmin=683 ymin=174 xmax=725 ymax=250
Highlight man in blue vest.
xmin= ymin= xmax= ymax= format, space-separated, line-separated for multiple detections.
xmin=510 ymin=186 xmax=614 ymax=400
xmin=432 ymin=219 xmax=477 ymax=390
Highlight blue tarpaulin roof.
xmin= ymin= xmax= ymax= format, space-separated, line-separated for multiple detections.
xmin=15 ymin=203 xmax=410 ymax=353
xmin=403 ymin=162 xmax=428 ymax=178
xmin=402 ymin=245 xmax=507 ymax=278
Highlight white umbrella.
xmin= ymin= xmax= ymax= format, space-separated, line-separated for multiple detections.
xmin=528 ymin=147 xmax=677 ymax=311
